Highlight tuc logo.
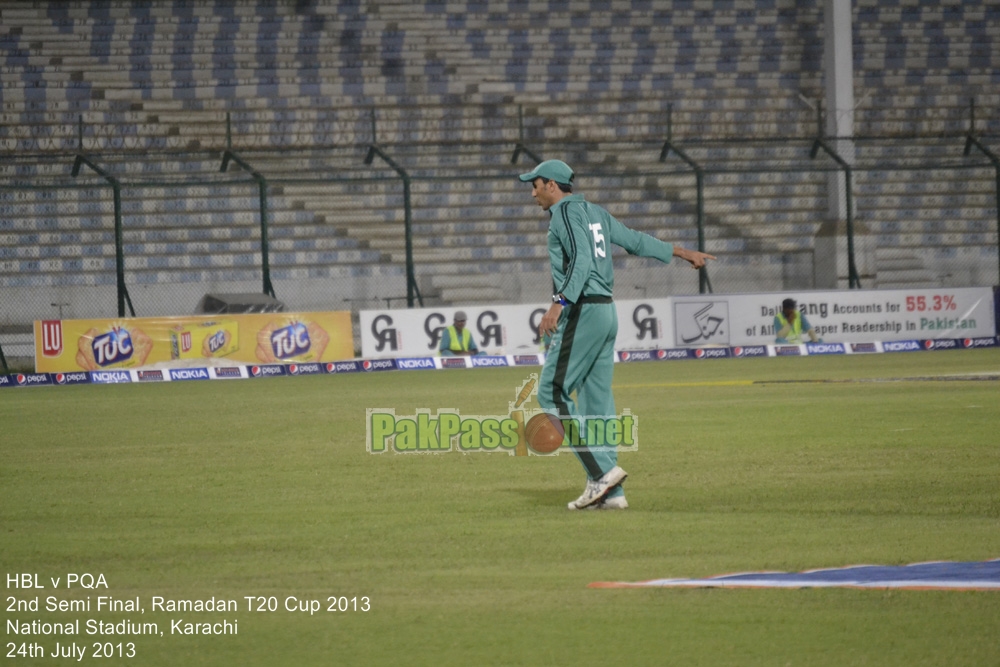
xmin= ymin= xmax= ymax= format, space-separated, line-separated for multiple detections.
xmin=206 ymin=330 xmax=227 ymax=354
xmin=92 ymin=327 xmax=134 ymax=366
xmin=270 ymin=322 xmax=311 ymax=359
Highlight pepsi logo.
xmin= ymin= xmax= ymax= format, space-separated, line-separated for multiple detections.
xmin=52 ymin=372 xmax=89 ymax=385
xmin=960 ymin=337 xmax=997 ymax=348
xmin=251 ymin=366 xmax=262 ymax=377
xmin=362 ymin=360 xmax=373 ymax=371
xmin=733 ymin=347 xmax=743 ymax=357
xmin=656 ymin=350 xmax=666 ymax=359
xmin=289 ymin=364 xmax=299 ymax=375
xmin=327 ymin=361 xmax=361 ymax=373
xmin=16 ymin=374 xmax=26 ymax=385
xmin=694 ymin=349 xmax=705 ymax=359
xmin=620 ymin=352 xmax=630 ymax=361
xmin=924 ymin=340 xmax=934 ymax=349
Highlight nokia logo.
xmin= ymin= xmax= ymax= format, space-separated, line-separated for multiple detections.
xmin=90 ymin=370 xmax=132 ymax=384
xmin=883 ymin=340 xmax=921 ymax=352
xmin=169 ymin=368 xmax=209 ymax=381
xmin=396 ymin=358 xmax=435 ymax=370
xmin=470 ymin=356 xmax=508 ymax=368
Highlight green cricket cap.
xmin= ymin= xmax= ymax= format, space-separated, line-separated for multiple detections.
xmin=518 ymin=159 xmax=574 ymax=185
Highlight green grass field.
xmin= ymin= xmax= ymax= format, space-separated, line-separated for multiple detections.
xmin=3 ymin=351 xmax=1000 ymax=665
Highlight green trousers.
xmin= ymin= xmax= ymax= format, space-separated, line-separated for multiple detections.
xmin=539 ymin=302 xmax=623 ymax=496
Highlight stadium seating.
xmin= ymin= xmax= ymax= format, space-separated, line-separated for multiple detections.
xmin=1 ymin=0 xmax=998 ymax=319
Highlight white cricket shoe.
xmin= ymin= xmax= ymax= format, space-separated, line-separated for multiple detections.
xmin=567 ymin=466 xmax=628 ymax=510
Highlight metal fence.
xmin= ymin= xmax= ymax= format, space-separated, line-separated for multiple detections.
xmin=2 ymin=129 xmax=999 ymax=352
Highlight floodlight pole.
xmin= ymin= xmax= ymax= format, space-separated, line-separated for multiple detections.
xmin=810 ymin=138 xmax=861 ymax=289
xmin=511 ymin=105 xmax=543 ymax=165
xmin=365 ymin=109 xmax=422 ymax=307
xmin=220 ymin=149 xmax=276 ymax=298
xmin=963 ymin=99 xmax=1000 ymax=286
xmin=660 ymin=105 xmax=710 ymax=294
xmin=71 ymin=154 xmax=136 ymax=316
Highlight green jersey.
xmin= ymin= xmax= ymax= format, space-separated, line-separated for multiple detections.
xmin=547 ymin=194 xmax=675 ymax=302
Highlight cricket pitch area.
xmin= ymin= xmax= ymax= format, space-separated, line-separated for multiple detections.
xmin=3 ymin=350 xmax=999 ymax=665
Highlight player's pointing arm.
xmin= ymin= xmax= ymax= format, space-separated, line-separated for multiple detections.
xmin=608 ymin=215 xmax=716 ymax=268
xmin=672 ymin=245 xmax=716 ymax=269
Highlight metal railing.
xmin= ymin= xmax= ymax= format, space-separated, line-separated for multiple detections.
xmin=2 ymin=109 xmax=998 ymax=330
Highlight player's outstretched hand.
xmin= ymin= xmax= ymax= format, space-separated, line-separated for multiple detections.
xmin=674 ymin=247 xmax=717 ymax=269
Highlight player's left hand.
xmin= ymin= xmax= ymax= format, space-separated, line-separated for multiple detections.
xmin=539 ymin=303 xmax=562 ymax=336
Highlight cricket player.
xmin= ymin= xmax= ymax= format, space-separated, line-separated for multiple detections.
xmin=520 ymin=160 xmax=715 ymax=510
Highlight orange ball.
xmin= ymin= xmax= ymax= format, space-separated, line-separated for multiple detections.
xmin=525 ymin=413 xmax=566 ymax=454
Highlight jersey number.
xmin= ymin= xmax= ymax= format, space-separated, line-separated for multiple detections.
xmin=588 ymin=223 xmax=607 ymax=258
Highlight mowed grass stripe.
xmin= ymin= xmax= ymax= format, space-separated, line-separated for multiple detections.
xmin=2 ymin=350 xmax=999 ymax=666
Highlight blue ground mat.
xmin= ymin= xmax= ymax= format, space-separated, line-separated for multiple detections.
xmin=590 ymin=559 xmax=1000 ymax=590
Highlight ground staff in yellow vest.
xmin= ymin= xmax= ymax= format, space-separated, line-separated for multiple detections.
xmin=774 ymin=298 xmax=822 ymax=343
xmin=439 ymin=310 xmax=480 ymax=356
